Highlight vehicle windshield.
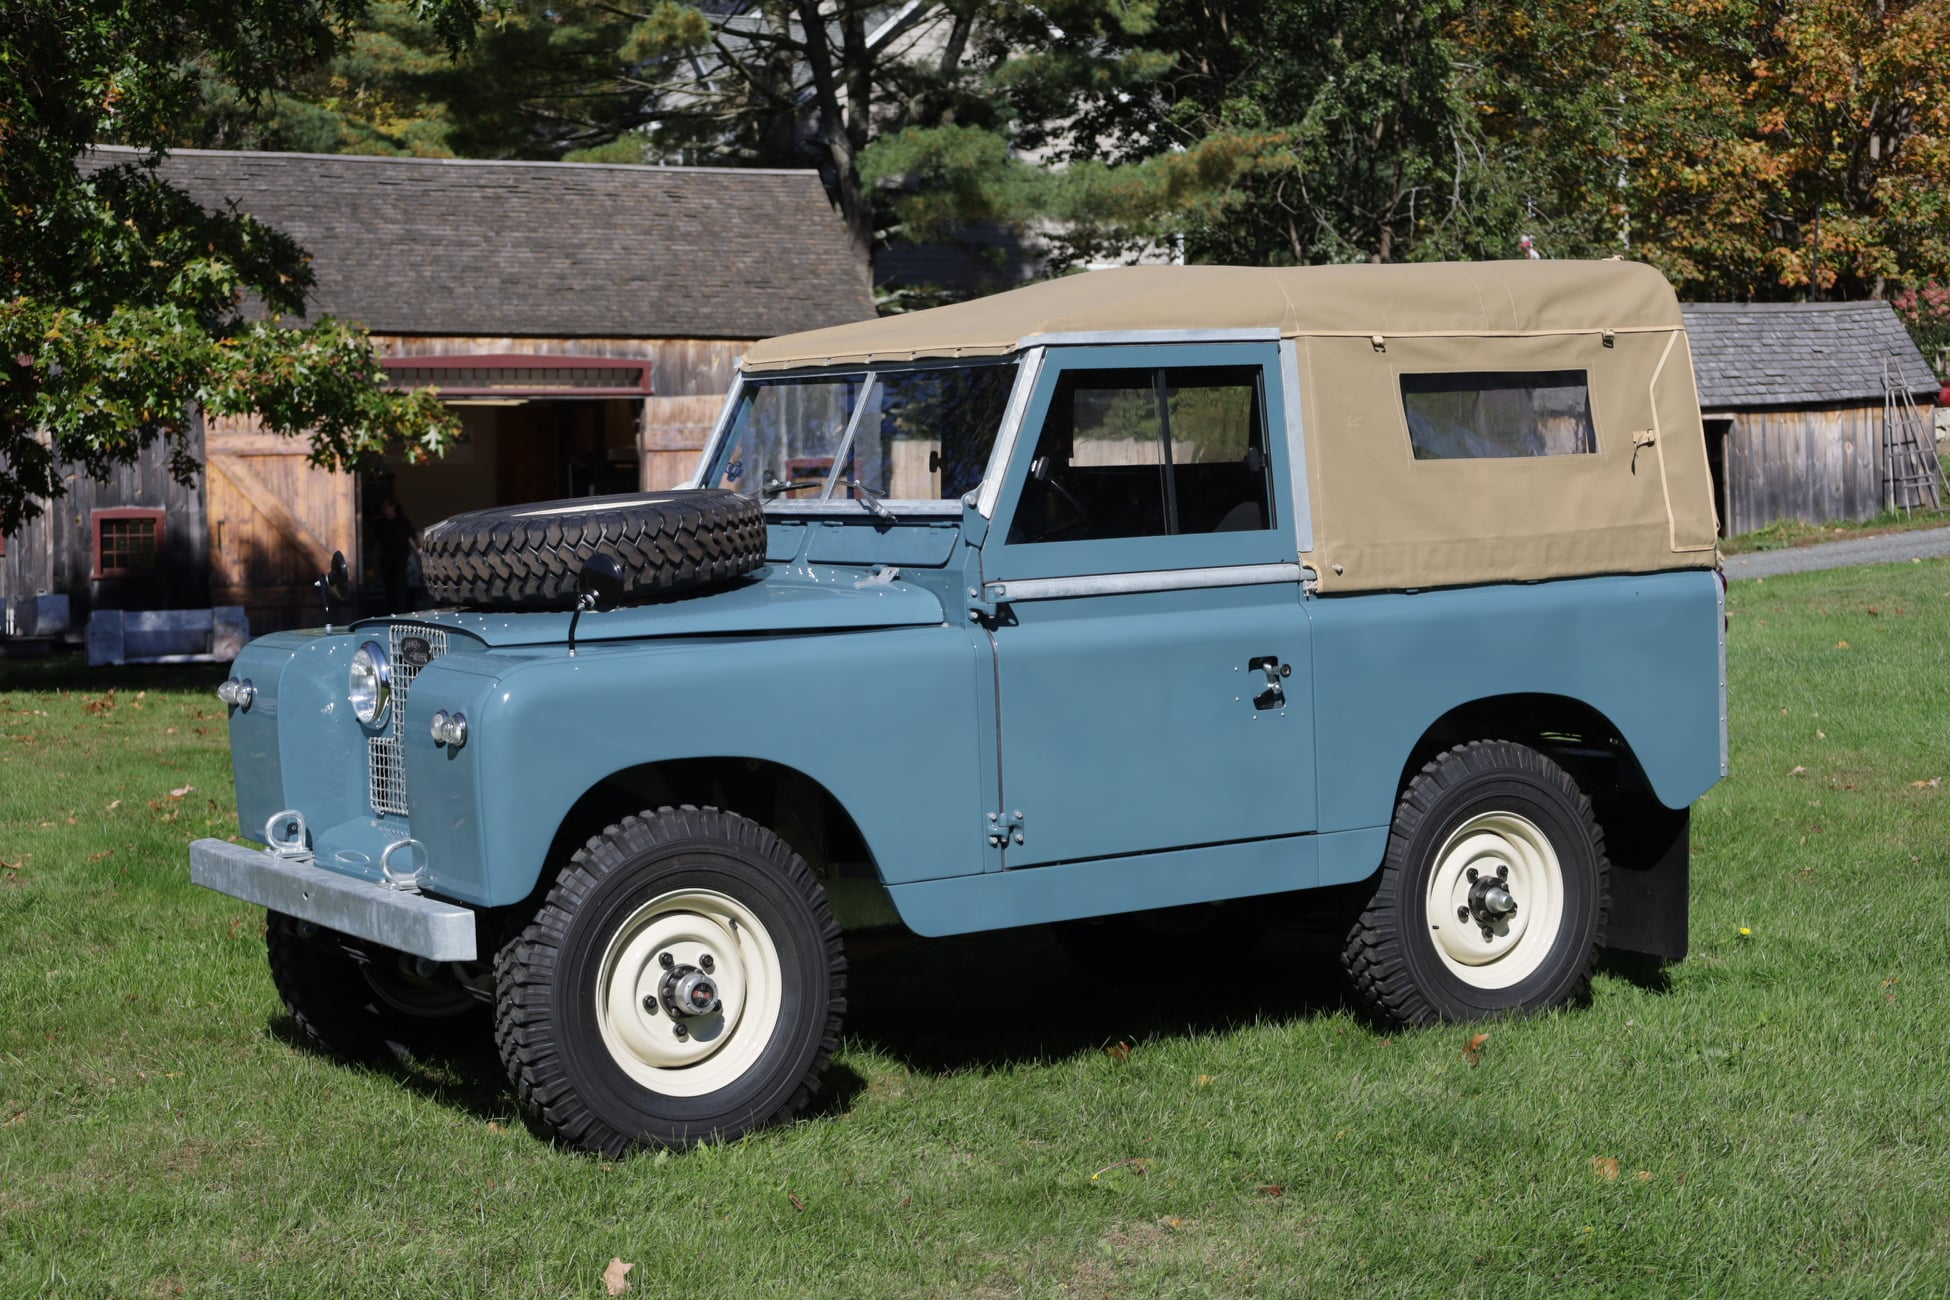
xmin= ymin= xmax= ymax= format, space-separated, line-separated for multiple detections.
xmin=705 ymin=361 xmax=1016 ymax=504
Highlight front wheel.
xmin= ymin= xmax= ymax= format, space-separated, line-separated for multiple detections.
xmin=495 ymin=806 xmax=846 ymax=1155
xmin=1343 ymin=741 xmax=1609 ymax=1026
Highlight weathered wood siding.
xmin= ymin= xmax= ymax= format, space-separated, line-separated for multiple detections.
xmin=1723 ymin=403 xmax=1886 ymax=536
xmin=0 ymin=428 xmax=209 ymax=633
xmin=204 ymin=414 xmax=357 ymax=632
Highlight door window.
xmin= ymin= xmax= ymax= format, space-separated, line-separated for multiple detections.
xmin=1006 ymin=365 xmax=1273 ymax=544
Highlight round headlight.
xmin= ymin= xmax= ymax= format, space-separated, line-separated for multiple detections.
xmin=349 ymin=640 xmax=392 ymax=727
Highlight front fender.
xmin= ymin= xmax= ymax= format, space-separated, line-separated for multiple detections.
xmin=402 ymin=626 xmax=988 ymax=907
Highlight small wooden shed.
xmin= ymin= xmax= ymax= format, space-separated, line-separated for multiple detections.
xmin=2 ymin=147 xmax=874 ymax=634
xmin=1681 ymin=301 xmax=1941 ymax=536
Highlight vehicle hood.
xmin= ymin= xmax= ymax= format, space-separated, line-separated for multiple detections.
xmin=354 ymin=565 xmax=946 ymax=648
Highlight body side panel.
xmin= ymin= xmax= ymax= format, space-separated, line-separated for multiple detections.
xmin=1308 ymin=569 xmax=1723 ymax=844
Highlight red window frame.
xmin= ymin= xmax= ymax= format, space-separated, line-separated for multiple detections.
xmin=91 ymin=508 xmax=166 ymax=579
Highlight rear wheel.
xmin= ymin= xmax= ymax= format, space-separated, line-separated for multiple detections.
xmin=1343 ymin=741 xmax=1609 ymax=1026
xmin=495 ymin=806 xmax=846 ymax=1154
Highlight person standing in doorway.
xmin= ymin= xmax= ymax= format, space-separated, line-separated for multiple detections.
xmin=374 ymin=496 xmax=419 ymax=613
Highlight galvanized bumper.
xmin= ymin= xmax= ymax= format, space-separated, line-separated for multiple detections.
xmin=188 ymin=838 xmax=478 ymax=961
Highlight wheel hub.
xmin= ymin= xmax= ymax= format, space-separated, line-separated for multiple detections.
xmin=594 ymin=888 xmax=785 ymax=1098
xmin=1424 ymin=811 xmax=1566 ymax=990
xmin=658 ymin=962 xmax=722 ymax=1018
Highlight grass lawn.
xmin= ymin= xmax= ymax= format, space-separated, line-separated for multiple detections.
xmin=5 ymin=560 xmax=1950 ymax=1297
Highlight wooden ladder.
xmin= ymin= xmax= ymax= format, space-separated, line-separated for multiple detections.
xmin=1884 ymin=361 xmax=1943 ymax=515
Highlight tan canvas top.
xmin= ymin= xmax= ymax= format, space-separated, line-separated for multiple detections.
xmin=741 ymin=260 xmax=1685 ymax=371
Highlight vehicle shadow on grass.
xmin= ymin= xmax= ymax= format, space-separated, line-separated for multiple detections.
xmin=267 ymin=1013 xmax=520 ymax=1124
xmin=841 ymin=918 xmax=1357 ymax=1076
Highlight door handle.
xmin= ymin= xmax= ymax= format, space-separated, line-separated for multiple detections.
xmin=1247 ymin=655 xmax=1290 ymax=710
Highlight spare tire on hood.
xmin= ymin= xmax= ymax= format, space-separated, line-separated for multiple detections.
xmin=419 ymin=489 xmax=765 ymax=611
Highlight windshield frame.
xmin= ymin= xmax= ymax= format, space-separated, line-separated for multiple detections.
xmin=692 ymin=354 xmax=1038 ymax=517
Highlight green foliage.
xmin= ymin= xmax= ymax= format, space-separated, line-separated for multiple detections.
xmin=0 ymin=0 xmax=471 ymax=528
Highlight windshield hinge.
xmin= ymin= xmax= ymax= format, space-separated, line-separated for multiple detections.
xmin=986 ymin=808 xmax=1025 ymax=848
xmin=967 ymin=583 xmax=1004 ymax=623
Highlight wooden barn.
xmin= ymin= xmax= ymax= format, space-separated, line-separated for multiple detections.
xmin=1 ymin=146 xmax=872 ymax=636
xmin=1682 ymin=301 xmax=1941 ymax=536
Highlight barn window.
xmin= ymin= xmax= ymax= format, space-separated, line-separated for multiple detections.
xmin=1401 ymin=370 xmax=1596 ymax=460
xmin=91 ymin=509 xmax=165 ymax=579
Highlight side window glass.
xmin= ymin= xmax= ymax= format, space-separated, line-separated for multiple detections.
xmin=1006 ymin=364 xmax=1272 ymax=545
xmin=1401 ymin=370 xmax=1596 ymax=460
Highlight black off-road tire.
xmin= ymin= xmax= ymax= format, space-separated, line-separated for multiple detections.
xmin=419 ymin=490 xmax=764 ymax=610
xmin=495 ymin=806 xmax=846 ymax=1155
xmin=1343 ymin=741 xmax=1610 ymax=1027
xmin=266 ymin=912 xmax=485 ymax=1062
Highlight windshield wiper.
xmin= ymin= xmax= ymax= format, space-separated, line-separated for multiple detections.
xmin=846 ymin=479 xmax=898 ymax=522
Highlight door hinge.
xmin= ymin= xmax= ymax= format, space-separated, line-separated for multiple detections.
xmin=966 ymin=584 xmax=1003 ymax=622
xmin=986 ymin=808 xmax=1025 ymax=848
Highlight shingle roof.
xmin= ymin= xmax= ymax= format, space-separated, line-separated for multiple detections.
xmin=84 ymin=145 xmax=874 ymax=340
xmin=1681 ymin=301 xmax=1938 ymax=409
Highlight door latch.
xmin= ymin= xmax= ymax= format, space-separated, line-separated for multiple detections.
xmin=1248 ymin=656 xmax=1291 ymax=710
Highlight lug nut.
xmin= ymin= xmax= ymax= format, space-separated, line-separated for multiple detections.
xmin=1480 ymin=925 xmax=1494 ymax=941
xmin=699 ymin=954 xmax=715 ymax=973
xmin=1466 ymin=867 xmax=1479 ymax=882
xmin=658 ymin=951 xmax=674 ymax=969
xmin=672 ymin=1023 xmax=688 ymax=1039
xmin=641 ymin=994 xmax=657 ymax=1014
xmin=1458 ymin=906 xmax=1471 ymax=922
xmin=1496 ymin=864 xmax=1508 ymax=879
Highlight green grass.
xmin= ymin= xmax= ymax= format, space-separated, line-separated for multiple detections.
xmin=1719 ymin=504 xmax=1950 ymax=554
xmin=6 ymin=562 xmax=1950 ymax=1297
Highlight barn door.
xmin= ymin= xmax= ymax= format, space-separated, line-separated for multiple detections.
xmin=204 ymin=415 xmax=357 ymax=631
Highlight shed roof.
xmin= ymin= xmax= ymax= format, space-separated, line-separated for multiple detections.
xmin=1680 ymin=300 xmax=1938 ymax=409
xmin=741 ymin=260 xmax=1683 ymax=371
xmin=84 ymin=145 xmax=874 ymax=340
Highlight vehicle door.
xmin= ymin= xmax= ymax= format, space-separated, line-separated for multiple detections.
xmin=978 ymin=343 xmax=1315 ymax=868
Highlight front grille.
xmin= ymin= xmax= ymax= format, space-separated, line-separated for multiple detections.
xmin=368 ymin=623 xmax=449 ymax=816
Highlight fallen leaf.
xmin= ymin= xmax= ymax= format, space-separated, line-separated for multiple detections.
xmin=1161 ymin=1215 xmax=1185 ymax=1231
xmin=1867 ymin=606 xmax=1879 ymax=615
xmin=1912 ymin=778 xmax=1940 ymax=788
xmin=787 ymin=1191 xmax=806 ymax=1212
xmin=1835 ymin=640 xmax=1850 ymax=649
xmin=1462 ymin=1032 xmax=1489 ymax=1067
xmin=106 ymin=800 xmax=120 ymax=812
xmin=1255 ymin=1184 xmax=1284 ymax=1197
xmin=602 ymin=1258 xmax=634 ymax=1296
xmin=86 ymin=851 xmax=113 ymax=863
xmin=1105 ymin=1041 xmax=1132 ymax=1061
xmin=168 ymin=785 xmax=193 ymax=799
xmin=4 ymin=1111 xmax=23 ymax=1127
xmin=1816 ymin=729 xmax=1825 ymax=739
xmin=1788 ymin=766 xmax=1807 ymax=776
xmin=1592 ymin=1155 xmax=1621 ymax=1182
xmin=487 ymin=1121 xmax=503 ymax=1133
xmin=1636 ymin=1170 xmax=1653 ymax=1182
xmin=1195 ymin=1074 xmax=1214 ymax=1087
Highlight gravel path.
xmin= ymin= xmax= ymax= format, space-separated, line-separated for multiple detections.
xmin=1722 ymin=526 xmax=1950 ymax=580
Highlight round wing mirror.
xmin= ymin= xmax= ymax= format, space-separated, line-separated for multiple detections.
xmin=326 ymin=551 xmax=354 ymax=605
xmin=576 ymin=553 xmax=626 ymax=612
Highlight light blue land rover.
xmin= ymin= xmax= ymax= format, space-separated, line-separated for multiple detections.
xmin=191 ymin=261 xmax=1726 ymax=1154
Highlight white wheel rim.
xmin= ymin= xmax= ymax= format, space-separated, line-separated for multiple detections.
xmin=594 ymin=889 xmax=784 ymax=1097
xmin=1424 ymin=812 xmax=1566 ymax=990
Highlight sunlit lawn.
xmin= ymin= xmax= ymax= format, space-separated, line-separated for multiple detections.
xmin=4 ymin=559 xmax=1950 ymax=1296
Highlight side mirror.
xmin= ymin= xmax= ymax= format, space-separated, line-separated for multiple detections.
xmin=567 ymin=553 xmax=626 ymax=657
xmin=326 ymin=551 xmax=354 ymax=605
xmin=576 ymin=553 xmax=626 ymax=613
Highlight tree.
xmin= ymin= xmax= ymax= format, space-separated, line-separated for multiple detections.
xmin=862 ymin=1 xmax=1550 ymax=270
xmin=0 ymin=0 xmax=472 ymax=529
xmin=1453 ymin=0 xmax=1950 ymax=300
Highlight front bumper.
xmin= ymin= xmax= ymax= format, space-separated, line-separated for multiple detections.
xmin=189 ymin=838 xmax=478 ymax=961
